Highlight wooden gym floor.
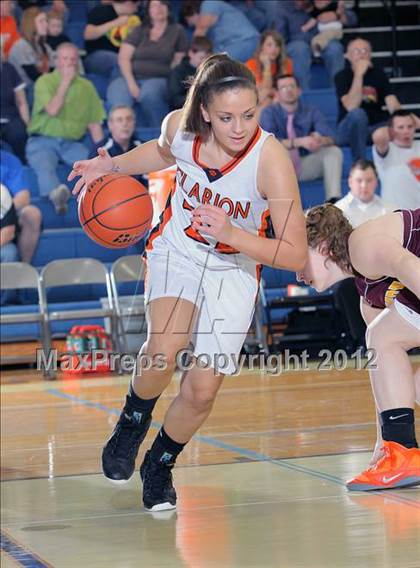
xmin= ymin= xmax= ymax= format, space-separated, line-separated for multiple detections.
xmin=1 ymin=358 xmax=419 ymax=567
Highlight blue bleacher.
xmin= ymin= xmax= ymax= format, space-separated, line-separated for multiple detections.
xmin=308 ymin=63 xmax=330 ymax=90
xmin=65 ymin=21 xmax=85 ymax=50
xmin=66 ymin=0 xmax=89 ymax=23
xmin=31 ymin=228 xmax=142 ymax=268
xmin=1 ymin=302 xmax=107 ymax=341
xmin=261 ymin=267 xmax=295 ymax=326
xmin=85 ymin=73 xmax=109 ymax=102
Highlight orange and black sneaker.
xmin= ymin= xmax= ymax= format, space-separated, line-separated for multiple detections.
xmin=346 ymin=441 xmax=420 ymax=491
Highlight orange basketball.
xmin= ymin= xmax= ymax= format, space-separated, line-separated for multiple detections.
xmin=78 ymin=173 xmax=153 ymax=249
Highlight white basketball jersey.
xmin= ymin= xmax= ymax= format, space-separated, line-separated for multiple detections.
xmin=146 ymin=126 xmax=272 ymax=271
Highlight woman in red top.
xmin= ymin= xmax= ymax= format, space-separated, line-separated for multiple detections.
xmin=246 ymin=30 xmax=293 ymax=111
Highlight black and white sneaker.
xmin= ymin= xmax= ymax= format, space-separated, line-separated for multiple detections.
xmin=140 ymin=450 xmax=177 ymax=511
xmin=102 ymin=405 xmax=151 ymax=484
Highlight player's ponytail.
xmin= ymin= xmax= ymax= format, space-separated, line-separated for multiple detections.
xmin=180 ymin=53 xmax=257 ymax=140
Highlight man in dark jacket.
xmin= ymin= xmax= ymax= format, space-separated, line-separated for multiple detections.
xmin=91 ymin=105 xmax=147 ymax=187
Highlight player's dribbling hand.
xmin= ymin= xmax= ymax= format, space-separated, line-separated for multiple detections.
xmin=68 ymin=147 xmax=114 ymax=196
xmin=191 ymin=204 xmax=233 ymax=242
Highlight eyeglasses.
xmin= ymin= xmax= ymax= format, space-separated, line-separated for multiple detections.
xmin=278 ymin=84 xmax=298 ymax=91
xmin=350 ymin=48 xmax=371 ymax=55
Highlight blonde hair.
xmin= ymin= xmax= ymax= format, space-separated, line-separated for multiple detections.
xmin=47 ymin=9 xmax=64 ymax=22
xmin=306 ymin=204 xmax=354 ymax=273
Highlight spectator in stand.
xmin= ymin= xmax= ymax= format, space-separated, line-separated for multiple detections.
xmin=372 ymin=110 xmax=420 ymax=209
xmin=301 ymin=0 xmax=345 ymax=57
xmin=0 ymin=183 xmax=19 ymax=304
xmin=246 ymin=30 xmax=293 ymax=111
xmin=168 ymin=36 xmax=212 ymax=110
xmin=0 ymin=150 xmax=42 ymax=264
xmin=0 ymin=57 xmax=30 ymax=163
xmin=0 ymin=0 xmax=21 ymax=58
xmin=9 ymin=6 xmax=54 ymax=86
xmin=46 ymin=9 xmax=70 ymax=52
xmin=260 ymin=74 xmax=342 ymax=201
xmin=84 ymin=0 xmax=141 ymax=79
xmin=335 ymin=159 xmax=394 ymax=227
xmin=26 ymin=43 xmax=105 ymax=214
xmin=90 ymin=105 xmax=148 ymax=187
xmin=274 ymin=0 xmax=357 ymax=90
xmin=181 ymin=0 xmax=259 ymax=63
xmin=335 ymin=37 xmax=401 ymax=160
xmin=107 ymin=0 xmax=188 ymax=127
xmin=333 ymin=159 xmax=394 ymax=353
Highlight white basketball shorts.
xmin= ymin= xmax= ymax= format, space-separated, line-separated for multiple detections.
xmin=144 ymin=248 xmax=259 ymax=374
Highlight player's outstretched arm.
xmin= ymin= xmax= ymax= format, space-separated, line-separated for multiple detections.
xmin=68 ymin=111 xmax=180 ymax=195
xmin=192 ymin=137 xmax=308 ymax=271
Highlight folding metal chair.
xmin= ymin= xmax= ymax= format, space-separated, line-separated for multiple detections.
xmin=40 ymin=258 xmax=120 ymax=377
xmin=110 ymin=255 xmax=146 ymax=354
xmin=0 ymin=262 xmax=50 ymax=374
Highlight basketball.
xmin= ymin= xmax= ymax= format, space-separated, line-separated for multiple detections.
xmin=78 ymin=173 xmax=153 ymax=249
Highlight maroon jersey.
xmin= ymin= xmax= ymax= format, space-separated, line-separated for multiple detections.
xmin=354 ymin=209 xmax=420 ymax=314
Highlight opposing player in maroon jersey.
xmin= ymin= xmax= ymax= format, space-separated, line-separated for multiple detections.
xmin=297 ymin=204 xmax=420 ymax=491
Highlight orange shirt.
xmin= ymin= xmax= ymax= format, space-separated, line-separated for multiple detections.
xmin=245 ymin=57 xmax=293 ymax=86
xmin=0 ymin=16 xmax=21 ymax=57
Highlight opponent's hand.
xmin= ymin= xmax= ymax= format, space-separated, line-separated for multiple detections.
xmin=68 ymin=147 xmax=114 ymax=196
xmin=191 ymin=204 xmax=233 ymax=243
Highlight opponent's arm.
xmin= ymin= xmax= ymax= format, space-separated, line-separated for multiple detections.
xmin=192 ymin=137 xmax=308 ymax=271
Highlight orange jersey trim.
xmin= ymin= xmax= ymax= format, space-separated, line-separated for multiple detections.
xmin=184 ymin=225 xmax=210 ymax=245
xmin=145 ymin=185 xmax=175 ymax=252
xmin=258 ymin=208 xmax=271 ymax=237
xmin=192 ymin=126 xmax=262 ymax=178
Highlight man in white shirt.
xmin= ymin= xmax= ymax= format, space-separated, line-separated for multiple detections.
xmin=335 ymin=158 xmax=394 ymax=227
xmin=334 ymin=159 xmax=394 ymax=353
xmin=372 ymin=110 xmax=420 ymax=209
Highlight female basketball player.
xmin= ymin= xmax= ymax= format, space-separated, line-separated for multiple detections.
xmin=69 ymin=54 xmax=307 ymax=511
xmin=297 ymin=204 xmax=420 ymax=491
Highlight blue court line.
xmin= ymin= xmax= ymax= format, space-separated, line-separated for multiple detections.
xmin=46 ymin=389 xmax=341 ymax=485
xmin=45 ymin=388 xmax=419 ymax=508
xmin=0 ymin=530 xmax=51 ymax=568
